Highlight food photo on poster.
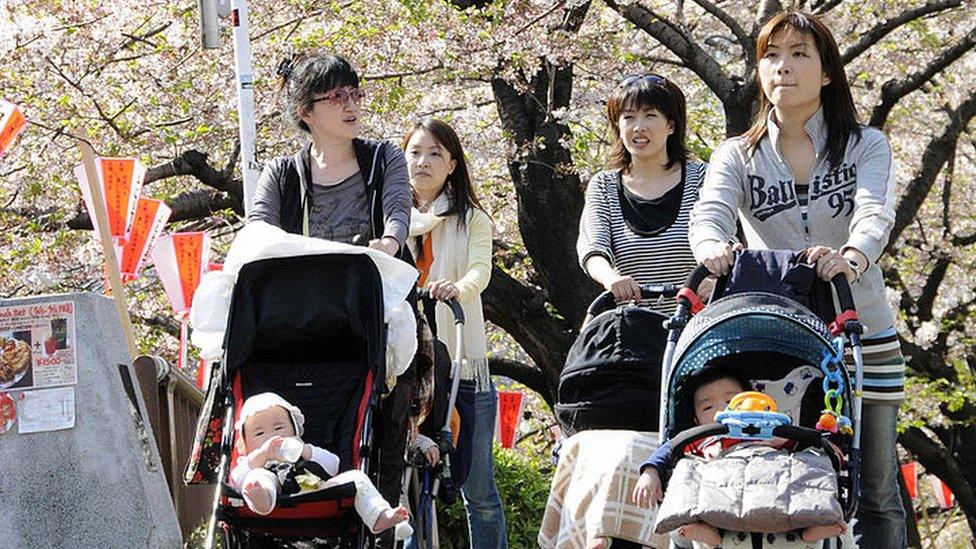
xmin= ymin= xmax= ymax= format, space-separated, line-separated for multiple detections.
xmin=0 ymin=330 xmax=32 ymax=391
xmin=0 ymin=301 xmax=77 ymax=392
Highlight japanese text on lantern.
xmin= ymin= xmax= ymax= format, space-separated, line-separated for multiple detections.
xmin=173 ymin=233 xmax=204 ymax=309
xmin=100 ymin=158 xmax=138 ymax=238
xmin=120 ymin=198 xmax=169 ymax=279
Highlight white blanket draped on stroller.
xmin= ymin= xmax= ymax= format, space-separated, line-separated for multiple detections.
xmin=190 ymin=222 xmax=419 ymax=388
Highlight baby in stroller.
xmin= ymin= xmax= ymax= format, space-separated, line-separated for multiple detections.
xmin=632 ymin=370 xmax=846 ymax=547
xmin=231 ymin=392 xmax=412 ymax=539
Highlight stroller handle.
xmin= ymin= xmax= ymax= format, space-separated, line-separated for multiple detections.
xmin=677 ymin=260 xmax=859 ymax=320
xmin=418 ymin=289 xmax=465 ymax=325
xmin=586 ymin=284 xmax=680 ymax=319
xmin=830 ymin=273 xmax=856 ymax=314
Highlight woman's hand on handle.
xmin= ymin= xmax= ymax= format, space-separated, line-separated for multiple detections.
xmin=698 ymin=240 xmax=735 ymax=276
xmin=807 ymin=246 xmax=855 ymax=283
xmin=428 ymin=279 xmax=459 ymax=301
xmin=424 ymin=445 xmax=440 ymax=466
xmin=605 ymin=273 xmax=641 ymax=303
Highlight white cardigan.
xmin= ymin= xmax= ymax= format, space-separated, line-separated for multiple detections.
xmin=408 ymin=193 xmax=493 ymax=390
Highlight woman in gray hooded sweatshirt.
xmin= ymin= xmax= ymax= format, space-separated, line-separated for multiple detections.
xmin=689 ymin=12 xmax=905 ymax=548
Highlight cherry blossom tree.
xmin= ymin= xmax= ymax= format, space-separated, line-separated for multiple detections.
xmin=2 ymin=0 xmax=975 ymax=539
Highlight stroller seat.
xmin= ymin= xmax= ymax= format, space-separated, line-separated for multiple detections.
xmin=208 ymin=254 xmax=389 ymax=546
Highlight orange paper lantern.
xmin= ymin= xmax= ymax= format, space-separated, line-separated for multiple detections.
xmin=75 ymin=158 xmax=145 ymax=241
xmin=900 ymin=462 xmax=918 ymax=499
xmin=120 ymin=197 xmax=171 ymax=281
xmin=150 ymin=232 xmax=211 ymax=317
xmin=0 ymin=100 xmax=26 ymax=157
xmin=928 ymin=475 xmax=955 ymax=509
xmin=495 ymin=391 xmax=524 ymax=449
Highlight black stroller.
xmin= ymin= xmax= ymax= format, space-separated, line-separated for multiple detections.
xmin=655 ymin=249 xmax=864 ymax=548
xmin=556 ymin=285 xmax=678 ymax=436
xmin=197 ymin=253 xmax=390 ymax=548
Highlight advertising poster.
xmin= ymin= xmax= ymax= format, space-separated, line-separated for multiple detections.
xmin=0 ymin=300 xmax=77 ymax=392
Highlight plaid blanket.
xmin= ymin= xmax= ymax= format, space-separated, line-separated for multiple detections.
xmin=539 ymin=430 xmax=667 ymax=548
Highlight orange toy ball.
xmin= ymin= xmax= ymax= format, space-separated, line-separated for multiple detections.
xmin=727 ymin=391 xmax=778 ymax=412
xmin=816 ymin=412 xmax=838 ymax=432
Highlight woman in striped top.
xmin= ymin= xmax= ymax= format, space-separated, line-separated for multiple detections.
xmin=577 ymin=74 xmax=705 ymax=316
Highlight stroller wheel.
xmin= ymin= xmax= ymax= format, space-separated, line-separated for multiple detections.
xmin=218 ymin=526 xmax=286 ymax=549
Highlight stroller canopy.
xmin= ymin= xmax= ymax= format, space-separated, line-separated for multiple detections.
xmin=224 ymin=254 xmax=385 ymax=376
xmin=191 ymin=221 xmax=419 ymax=380
xmin=665 ymin=291 xmax=849 ymax=438
xmin=556 ymin=305 xmax=667 ymax=436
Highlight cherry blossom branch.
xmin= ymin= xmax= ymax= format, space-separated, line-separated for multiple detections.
xmin=603 ymin=0 xmax=735 ymax=100
xmin=889 ymin=89 xmax=976 ymax=248
xmin=869 ymin=25 xmax=976 ymax=128
xmin=841 ymin=0 xmax=964 ymax=65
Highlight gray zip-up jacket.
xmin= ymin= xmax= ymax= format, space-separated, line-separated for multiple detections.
xmin=689 ymin=107 xmax=897 ymax=337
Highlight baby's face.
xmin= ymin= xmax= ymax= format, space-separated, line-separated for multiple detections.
xmin=694 ymin=377 xmax=746 ymax=424
xmin=243 ymin=405 xmax=296 ymax=453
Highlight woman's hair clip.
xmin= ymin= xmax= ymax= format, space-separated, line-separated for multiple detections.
xmin=276 ymin=57 xmax=295 ymax=80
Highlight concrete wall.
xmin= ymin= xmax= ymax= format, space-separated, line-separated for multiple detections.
xmin=0 ymin=293 xmax=181 ymax=548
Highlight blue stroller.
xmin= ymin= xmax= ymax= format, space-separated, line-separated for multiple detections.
xmin=655 ymin=250 xmax=865 ymax=548
xmin=400 ymin=290 xmax=472 ymax=549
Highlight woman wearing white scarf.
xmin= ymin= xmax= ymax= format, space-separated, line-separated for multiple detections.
xmin=408 ymin=195 xmax=492 ymax=388
xmin=403 ymin=119 xmax=507 ymax=549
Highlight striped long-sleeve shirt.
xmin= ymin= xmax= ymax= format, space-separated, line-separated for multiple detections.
xmin=577 ymin=162 xmax=706 ymax=316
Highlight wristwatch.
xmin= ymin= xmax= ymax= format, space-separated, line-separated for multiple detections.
xmin=845 ymin=258 xmax=863 ymax=284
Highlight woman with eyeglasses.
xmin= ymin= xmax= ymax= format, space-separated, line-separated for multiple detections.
xmin=248 ymin=52 xmax=416 ymax=523
xmin=690 ymin=12 xmax=905 ymax=547
xmin=577 ymin=74 xmax=705 ymax=314
xmin=250 ymin=52 xmax=410 ymax=256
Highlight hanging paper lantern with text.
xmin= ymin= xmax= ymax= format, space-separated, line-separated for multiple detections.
xmin=119 ymin=197 xmax=171 ymax=281
xmin=900 ymin=462 xmax=918 ymax=500
xmin=150 ymin=232 xmax=211 ymax=318
xmin=151 ymin=232 xmax=211 ymax=372
xmin=75 ymin=157 xmax=146 ymax=256
xmin=494 ymin=390 xmax=525 ymax=449
xmin=0 ymin=100 xmax=26 ymax=158
xmin=928 ymin=475 xmax=955 ymax=509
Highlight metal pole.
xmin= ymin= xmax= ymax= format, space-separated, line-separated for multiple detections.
xmin=228 ymin=0 xmax=260 ymax=215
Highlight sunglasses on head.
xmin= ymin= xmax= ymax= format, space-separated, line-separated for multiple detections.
xmin=312 ymin=87 xmax=366 ymax=106
xmin=618 ymin=74 xmax=667 ymax=88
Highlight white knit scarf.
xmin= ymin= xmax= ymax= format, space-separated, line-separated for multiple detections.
xmin=408 ymin=193 xmax=490 ymax=389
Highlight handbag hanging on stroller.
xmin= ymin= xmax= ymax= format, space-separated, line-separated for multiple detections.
xmin=556 ymin=284 xmax=678 ymax=436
